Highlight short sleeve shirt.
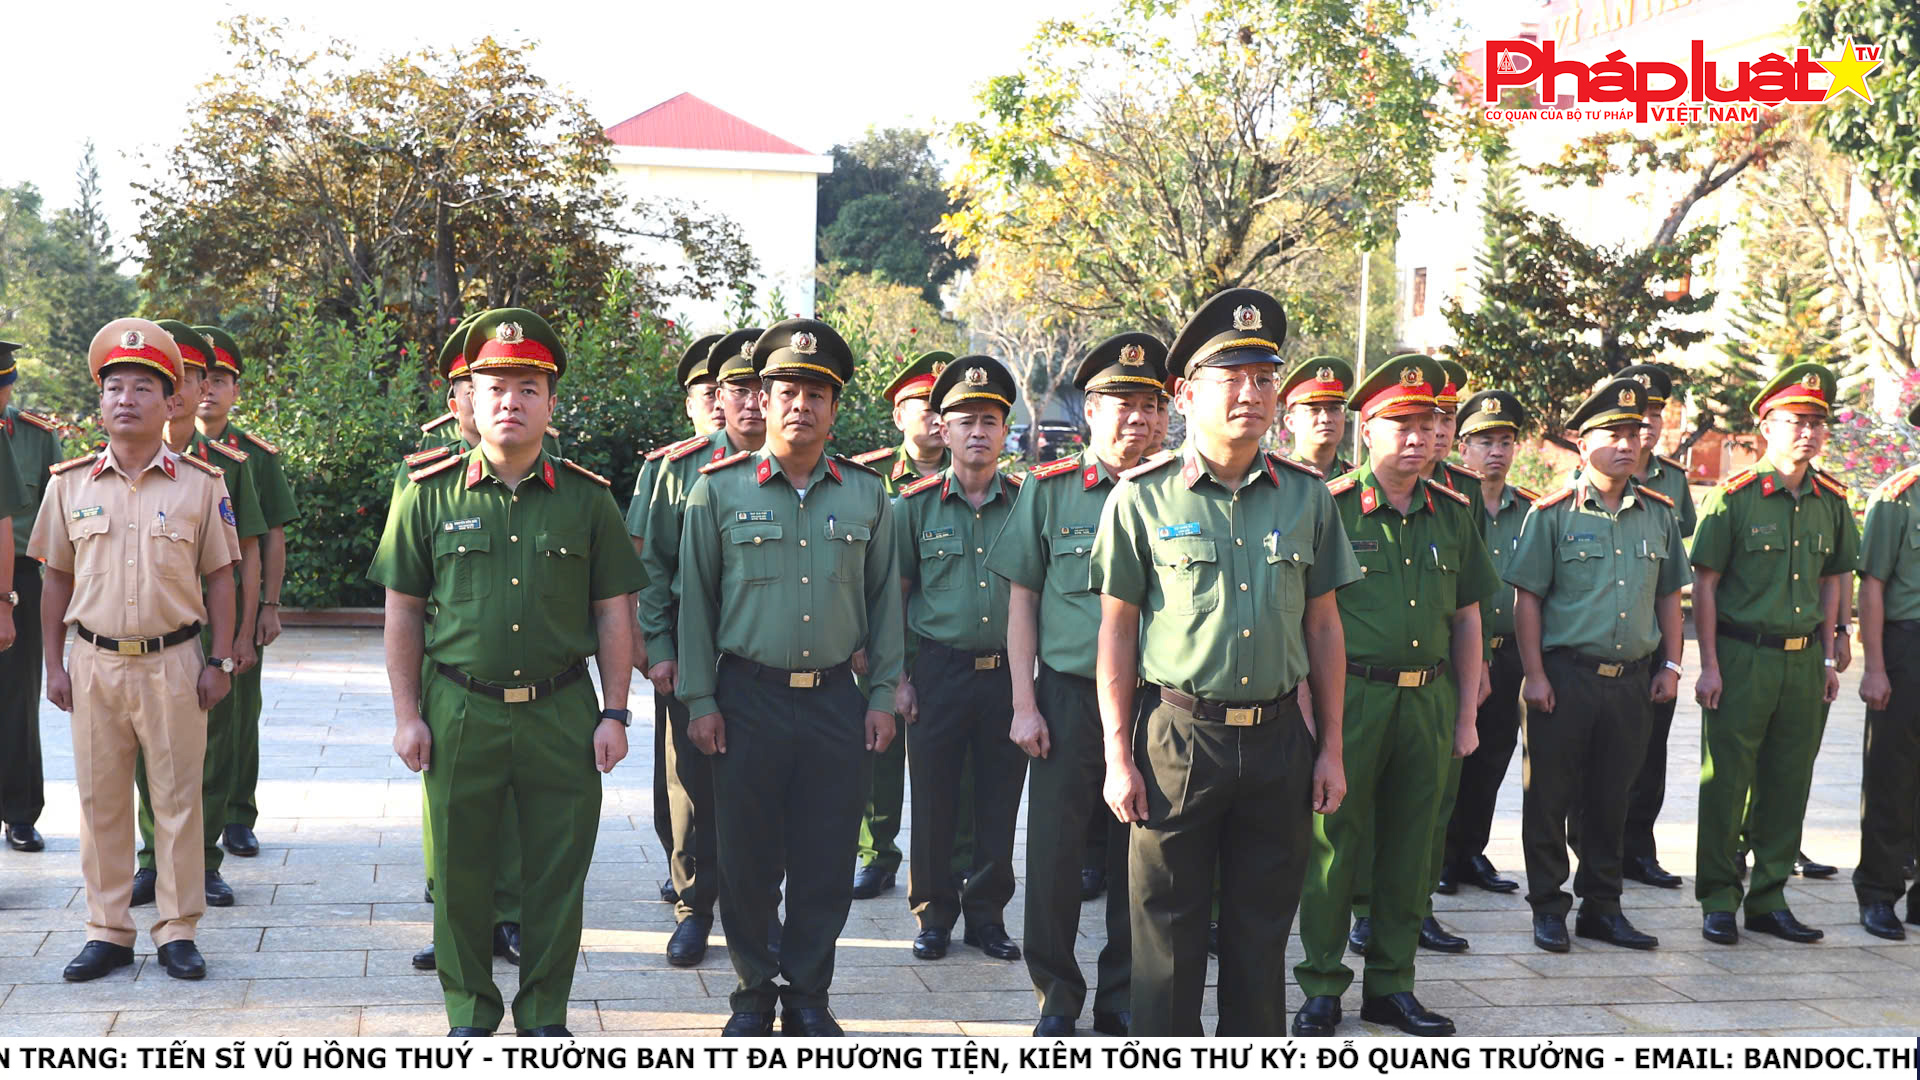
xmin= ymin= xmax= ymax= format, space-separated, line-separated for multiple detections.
xmin=1476 ymin=483 xmax=1535 ymax=642
xmin=223 ymin=425 xmax=299 ymax=528
xmin=1859 ymin=467 xmax=1920 ymax=623
xmin=894 ymin=468 xmax=1020 ymax=652
xmin=984 ymin=450 xmax=1118 ymax=680
xmin=4 ymin=406 xmax=61 ymax=538
xmin=1690 ymin=464 xmax=1860 ymax=635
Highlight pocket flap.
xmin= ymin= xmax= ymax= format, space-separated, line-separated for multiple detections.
xmin=1264 ymin=529 xmax=1317 ymax=566
xmin=67 ymin=515 xmax=111 ymax=542
xmin=728 ymin=522 xmax=784 ymax=546
xmin=829 ymin=522 xmax=872 ymax=543
xmin=537 ymin=530 xmax=587 ymax=558
xmin=1155 ymin=537 xmax=1217 ymax=567
xmin=435 ymin=530 xmax=492 ymax=557
xmin=1050 ymin=534 xmax=1095 ymax=558
xmin=1560 ymin=543 xmax=1604 ymax=562
xmin=148 ymin=518 xmax=197 ymax=544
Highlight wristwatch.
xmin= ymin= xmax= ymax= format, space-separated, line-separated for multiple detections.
xmin=0 ymin=590 xmax=16 ymax=607
xmin=1823 ymin=657 xmax=1838 ymax=669
xmin=600 ymin=708 xmax=632 ymax=728
xmin=208 ymin=657 xmax=236 ymax=674
xmin=1663 ymin=660 xmax=1683 ymax=675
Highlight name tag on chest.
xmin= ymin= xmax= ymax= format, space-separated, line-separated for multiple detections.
xmin=1750 ymin=523 xmax=1778 ymax=536
xmin=441 ymin=518 xmax=484 ymax=532
xmin=1350 ymin=539 xmax=1379 ymax=552
xmin=1060 ymin=524 xmax=1096 ymax=537
xmin=921 ymin=527 xmax=955 ymax=541
xmin=737 ymin=511 xmax=775 ymax=522
xmin=1157 ymin=522 xmax=1203 ymax=540
xmin=71 ymin=506 xmax=105 ymax=520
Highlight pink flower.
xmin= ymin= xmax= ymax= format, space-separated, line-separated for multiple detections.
xmin=1872 ymin=455 xmax=1892 ymax=475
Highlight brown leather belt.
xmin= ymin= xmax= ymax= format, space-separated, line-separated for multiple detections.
xmin=76 ymin=622 xmax=200 ymax=656
xmin=1347 ymin=660 xmax=1448 ymax=688
xmin=1548 ymin=649 xmax=1652 ymax=679
xmin=921 ymin=637 xmax=1007 ymax=671
xmin=1156 ymin=686 xmax=1295 ymax=727
xmin=436 ymin=661 xmax=587 ymax=703
xmin=722 ymin=653 xmax=853 ymax=690
xmin=1717 ymin=622 xmax=1817 ymax=652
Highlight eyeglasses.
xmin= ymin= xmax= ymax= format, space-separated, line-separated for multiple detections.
xmin=1187 ymin=372 xmax=1278 ymax=394
xmin=1765 ymin=414 xmax=1828 ymax=432
xmin=719 ymin=384 xmax=760 ymax=401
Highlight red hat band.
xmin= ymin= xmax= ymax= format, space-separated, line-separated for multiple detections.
xmin=890 ymin=374 xmax=937 ymax=404
xmin=211 ymin=347 xmax=240 ymax=374
xmin=175 ymin=344 xmax=208 ymax=370
xmin=99 ymin=343 xmax=180 ymax=383
xmin=1360 ymin=380 xmax=1437 ymax=421
xmin=472 ymin=338 xmax=557 ymax=371
xmin=1759 ymin=382 xmax=1828 ymax=415
xmin=1286 ymin=376 xmax=1347 ymax=407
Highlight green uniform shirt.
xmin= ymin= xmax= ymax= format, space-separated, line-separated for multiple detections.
xmin=1291 ymin=451 xmax=1351 ymax=479
xmin=984 ymin=451 xmax=1119 ymax=680
xmin=637 ymin=430 xmax=748 ymax=663
xmin=367 ymin=446 xmax=646 ymax=683
xmin=190 ymin=432 xmax=268 ymax=541
xmin=1091 ymin=448 xmax=1360 ymax=701
xmin=1858 ymin=467 xmax=1920 ymax=623
xmin=1690 ymin=463 xmax=1860 ymax=636
xmin=212 ymin=424 xmax=298 ymax=528
xmin=1475 ymin=482 xmax=1536 ymax=642
xmin=4 ymin=406 xmax=58 ymax=533
xmin=866 ymin=443 xmax=948 ymax=497
xmin=626 ymin=453 xmax=665 ymax=538
xmin=1503 ymin=476 xmax=1690 ymax=660
xmin=1328 ymin=465 xmax=1500 ymax=668
xmin=676 ymin=449 xmax=905 ymax=719
xmin=1641 ymin=455 xmax=1697 ymax=538
xmin=894 ymin=467 xmax=1020 ymax=653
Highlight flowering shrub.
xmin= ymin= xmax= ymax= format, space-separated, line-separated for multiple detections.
xmin=1822 ymin=369 xmax=1920 ymax=511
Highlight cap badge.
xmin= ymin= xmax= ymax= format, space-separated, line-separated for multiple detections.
xmin=739 ymin=339 xmax=755 ymax=359
xmin=1620 ymin=387 xmax=1637 ymax=408
xmin=1119 ymin=343 xmax=1145 ymax=364
xmin=496 ymin=321 xmax=524 ymax=345
xmin=1315 ymin=365 xmax=1335 ymax=384
xmin=931 ymin=360 xmax=947 ymax=378
xmin=1632 ymin=373 xmax=1651 ymax=387
xmin=1232 ymin=305 xmax=1261 ymax=331
xmin=1485 ymin=397 xmax=1502 ymax=414
xmin=966 ymin=366 xmax=989 ymax=386
xmin=1399 ymin=365 xmax=1422 ymax=388
xmin=121 ymin=329 xmax=144 ymax=350
xmin=791 ymin=331 xmax=818 ymax=356
xmin=1799 ymin=370 xmax=1821 ymax=389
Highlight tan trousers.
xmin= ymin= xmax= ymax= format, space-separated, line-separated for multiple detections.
xmin=71 ymin=642 xmax=207 ymax=947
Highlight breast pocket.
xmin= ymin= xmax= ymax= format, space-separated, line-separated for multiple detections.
xmin=148 ymin=518 xmax=198 ymax=584
xmin=66 ymin=515 xmax=112 ymax=578
xmin=1049 ymin=534 xmax=1096 ymax=596
xmin=1557 ymin=542 xmax=1608 ymax=593
xmin=828 ymin=521 xmax=872 ymax=583
xmin=1637 ymin=541 xmax=1666 ymax=601
xmin=726 ymin=523 xmax=783 ymax=585
xmin=1152 ymin=537 xmax=1219 ymax=615
xmin=433 ymin=530 xmax=493 ymax=603
xmin=537 ymin=529 xmax=588 ymax=601
xmin=918 ymin=534 xmax=965 ymax=591
xmin=1264 ymin=528 xmax=1316 ymax=613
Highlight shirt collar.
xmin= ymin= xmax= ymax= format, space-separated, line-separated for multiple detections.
xmin=1752 ymin=461 xmax=1811 ymax=498
xmin=463 ymin=446 xmax=558 ymax=491
xmin=1081 ymin=448 xmax=1118 ymax=491
xmin=1179 ymin=446 xmax=1283 ymax=492
xmin=753 ymin=448 xmax=841 ymax=488
xmin=94 ymin=442 xmax=179 ymax=482
xmin=1577 ymin=473 xmax=1643 ymax=513
xmin=936 ymin=465 xmax=1015 ymax=504
xmin=1354 ymin=462 xmax=1435 ymax=516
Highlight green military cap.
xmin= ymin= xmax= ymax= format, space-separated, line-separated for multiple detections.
xmin=1616 ymin=363 xmax=1674 ymax=406
xmin=1436 ymin=358 xmax=1469 ymax=411
xmin=1751 ymin=362 xmax=1836 ymax=418
xmin=1166 ymin=288 xmax=1286 ymax=379
xmin=1280 ymin=356 xmax=1352 ymax=408
xmin=932 ymin=354 xmax=1018 ymax=413
xmin=1076 ymin=333 xmax=1167 ymax=395
xmin=0 ymin=339 xmax=23 ymax=388
xmin=437 ymin=314 xmax=481 ymax=380
xmin=193 ymin=325 xmax=243 ymax=377
xmin=677 ymin=333 xmax=725 ymax=387
xmin=464 ymin=307 xmax=566 ymax=379
xmin=155 ymin=320 xmax=216 ymax=373
xmin=1456 ymin=388 xmax=1527 ymax=437
xmin=753 ymin=318 xmax=854 ymax=388
xmin=1569 ymin=377 xmax=1649 ymax=433
xmin=708 ymin=327 xmax=765 ymax=384
xmin=883 ymin=351 xmax=956 ymax=404
xmin=1347 ymin=353 xmax=1444 ymax=421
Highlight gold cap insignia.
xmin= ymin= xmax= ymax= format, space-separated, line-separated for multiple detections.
xmin=1799 ymin=370 xmax=1822 ymax=389
xmin=1119 ymin=343 xmax=1146 ymax=364
xmin=931 ymin=360 xmax=947 ymax=377
xmin=1233 ymin=305 xmax=1261 ymax=331
xmin=496 ymin=321 xmax=524 ymax=345
xmin=791 ymin=332 xmax=818 ymax=355
xmin=1620 ymin=387 xmax=1637 ymax=408
xmin=739 ymin=339 xmax=755 ymax=359
xmin=121 ymin=330 xmax=144 ymax=349
xmin=1632 ymin=372 xmax=1651 ymax=387
xmin=965 ymin=366 xmax=989 ymax=385
xmin=1316 ymin=365 xmax=1336 ymax=384
xmin=1399 ymin=365 xmax=1422 ymax=388
xmin=1485 ymin=397 xmax=1502 ymax=414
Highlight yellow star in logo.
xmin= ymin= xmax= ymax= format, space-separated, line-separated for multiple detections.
xmin=1818 ymin=36 xmax=1881 ymax=103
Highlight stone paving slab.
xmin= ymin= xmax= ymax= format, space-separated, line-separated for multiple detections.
xmin=0 ymin=627 xmax=1905 ymax=1037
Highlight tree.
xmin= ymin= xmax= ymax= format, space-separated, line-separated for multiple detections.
xmin=1799 ymin=0 xmax=1920 ymax=235
xmin=816 ymin=128 xmax=969 ymax=304
xmin=953 ymin=249 xmax=1109 ymax=437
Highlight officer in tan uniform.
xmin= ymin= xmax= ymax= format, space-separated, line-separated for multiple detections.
xmin=29 ymin=318 xmax=241 ymax=982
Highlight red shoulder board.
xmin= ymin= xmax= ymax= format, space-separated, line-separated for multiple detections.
xmin=644 ymin=443 xmax=673 ymax=461
xmin=408 ymin=454 xmax=463 ymax=483
xmin=1656 ymin=453 xmax=1686 ymax=472
xmin=203 ymin=439 xmax=248 ymax=463
xmin=1120 ymin=451 xmax=1174 ymax=481
xmin=239 ymin=431 xmax=281 ymax=456
xmin=1812 ymin=470 xmax=1849 ymax=500
xmin=1877 ymin=465 xmax=1920 ymax=502
xmin=1720 ymin=468 xmax=1758 ymax=493
xmin=850 ymin=447 xmax=894 ymax=465
xmin=836 ymin=453 xmax=881 ymax=477
xmin=1326 ymin=474 xmax=1358 ymax=496
xmin=180 ymin=453 xmax=224 ymax=477
xmin=900 ymin=472 xmax=944 ymax=497
xmin=1512 ymin=483 xmax=1542 ymax=503
xmin=562 ymin=459 xmax=611 ymax=487
xmin=1533 ymin=484 xmax=1576 ymax=509
xmin=50 ymin=453 xmax=97 ymax=475
xmin=420 ymin=412 xmax=456 ymax=434
xmin=14 ymin=409 xmax=58 ymax=432
xmin=1030 ymin=456 xmax=1081 ymax=480
xmin=1637 ymin=485 xmax=1675 ymax=508
xmin=545 ymin=425 xmax=561 ymax=439
xmin=666 ymin=435 xmax=711 ymax=462
xmin=1448 ymin=462 xmax=1486 ymax=481
xmin=1427 ymin=478 xmax=1470 ymax=505
xmin=700 ymin=450 xmax=752 ymax=475
xmin=1004 ymin=472 xmax=1023 ymax=488
xmin=404 ymin=445 xmax=454 ymax=468
xmin=1268 ymin=452 xmax=1323 ymax=478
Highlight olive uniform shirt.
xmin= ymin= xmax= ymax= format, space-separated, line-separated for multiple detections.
xmin=367 ymin=447 xmax=646 ymax=684
xmin=853 ymin=444 xmax=949 ymax=497
xmin=5 ymin=406 xmax=62 ymax=537
xmin=1476 ymin=483 xmax=1536 ymax=644
xmin=1690 ymin=464 xmax=1859 ymax=636
xmin=1859 ymin=466 xmax=1920 ymax=622
xmin=188 ymin=433 xmax=268 ymax=543
xmin=984 ymin=451 xmax=1119 ymax=680
xmin=1289 ymin=451 xmax=1351 ymax=480
xmin=1502 ymin=476 xmax=1690 ymax=660
xmin=1091 ymin=448 xmax=1360 ymax=701
xmin=1642 ymin=455 xmax=1696 ymax=538
xmin=676 ymin=449 xmax=905 ymax=720
xmin=0 ymin=432 xmax=26 ymax=527
xmin=895 ymin=467 xmax=1020 ymax=652
xmin=210 ymin=425 xmax=298 ymax=528
xmin=637 ymin=431 xmax=750 ymax=664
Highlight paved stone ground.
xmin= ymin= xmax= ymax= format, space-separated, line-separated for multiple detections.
xmin=1 ymin=627 xmax=1914 ymax=1037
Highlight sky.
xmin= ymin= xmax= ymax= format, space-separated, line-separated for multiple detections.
xmin=3 ymin=0 xmax=1520 ymax=252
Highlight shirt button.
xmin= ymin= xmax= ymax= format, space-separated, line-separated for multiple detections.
xmin=514 ymin=669 xmax=521 ymax=676
xmin=980 ymin=581 xmax=988 ymax=588
xmin=1240 ymin=676 xmax=1249 ymax=685
xmin=127 ymin=598 xmax=135 ymax=605
xmin=802 ymin=650 xmax=811 ymax=658
xmin=1793 ymin=540 xmax=1800 ymax=547
xmin=559 ymin=547 xmax=567 ymax=555
xmin=1615 ymin=644 xmax=1623 ymax=651
xmin=1792 ymin=573 xmax=1799 ymax=580
xmin=1075 ymin=546 xmax=1084 ymax=554
xmin=512 ymin=623 xmax=520 ymax=631
xmin=800 ymin=539 xmax=807 ymax=547
xmin=1235 ymin=538 xmax=1244 ymax=546
xmin=510 ymin=535 xmax=519 ymax=543
xmin=800 ymin=576 xmax=809 ymax=584
xmin=457 ymin=545 xmax=467 ymax=553
xmin=1241 ymin=629 xmax=1251 ymax=638
xmin=1239 ymin=583 xmax=1248 ymax=592
xmin=802 ymin=614 xmax=811 ymax=622
xmin=1495 ymin=608 xmax=1503 ymax=615
xmin=1618 ymin=580 xmax=1625 ymax=586
xmin=512 ymin=495 xmax=518 ymax=503
xmin=1409 ymin=599 xmax=1417 ymax=607
xmin=1794 ymin=606 xmax=1802 ymax=614
xmin=1411 ymin=639 xmax=1419 ymax=647
xmin=981 ymin=616 xmax=990 ymax=623
xmin=752 ymin=536 xmax=763 ymax=545
xmin=1618 ymin=612 xmax=1626 ymax=619
xmin=976 ymin=547 xmax=984 ymax=554
xmin=511 ymin=578 xmax=520 ymax=586
xmin=127 ymin=560 xmax=134 ymax=566
xmin=1615 ymin=548 xmax=1622 ymax=555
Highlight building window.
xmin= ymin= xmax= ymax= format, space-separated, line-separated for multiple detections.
xmin=1663 ymin=273 xmax=1691 ymax=301
xmin=1412 ymin=267 xmax=1428 ymax=318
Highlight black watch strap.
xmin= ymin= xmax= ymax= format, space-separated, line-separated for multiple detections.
xmin=600 ymin=708 xmax=632 ymax=728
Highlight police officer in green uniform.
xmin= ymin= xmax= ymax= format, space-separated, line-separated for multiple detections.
xmin=1281 ymin=357 xmax=1353 ymax=477
xmin=1854 ymin=402 xmax=1920 ymax=940
xmin=894 ymin=355 xmax=1025 ymax=964
xmin=848 ymin=350 xmax=959 ymax=900
xmin=639 ymin=328 xmax=767 ymax=966
xmin=1 ymin=341 xmax=60 ymax=851
xmin=1093 ymin=289 xmax=1358 ymax=1036
xmin=988 ymin=332 xmax=1165 ymax=1036
xmin=629 ymin=332 xmax=725 ymax=904
xmin=1294 ymin=354 xmax=1495 ymax=1038
xmin=1506 ymin=378 xmax=1688 ymax=953
xmin=677 ymin=318 xmax=905 ymax=1037
xmin=1692 ymin=362 xmax=1857 ymax=946
xmin=372 ymin=307 xmax=644 ymax=1037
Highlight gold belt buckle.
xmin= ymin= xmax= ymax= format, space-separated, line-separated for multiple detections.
xmin=1224 ymin=707 xmax=1257 ymax=727
xmin=502 ymin=687 xmax=532 ymax=704
xmin=1397 ymin=669 xmax=1426 ymax=688
xmin=1488 ymin=636 xmax=1505 ymax=650
xmin=974 ymin=655 xmax=1000 ymax=670
xmin=117 ymin=638 xmax=145 ymax=656
xmin=789 ymin=671 xmax=819 ymax=689
xmin=1597 ymin=663 xmax=1623 ymax=678
xmin=1782 ymin=636 xmax=1808 ymax=651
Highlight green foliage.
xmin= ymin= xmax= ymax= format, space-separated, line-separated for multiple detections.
xmin=816 ymin=129 xmax=969 ymax=304
xmin=812 ymin=272 xmax=967 ymax=454
xmin=1824 ymin=371 xmax=1920 ymax=509
xmin=1799 ymin=0 xmax=1920 ymax=235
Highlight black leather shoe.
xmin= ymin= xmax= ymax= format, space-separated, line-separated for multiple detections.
xmin=204 ymin=870 xmax=235 ymax=907
xmin=1702 ymin=911 xmax=1739 ymax=945
xmin=913 ymin=928 xmax=950 ymax=960
xmin=1860 ymin=901 xmax=1906 ymax=941
xmin=781 ymin=1006 xmax=843 ymax=1037
xmin=659 ymin=881 xmax=678 ymax=904
xmin=515 ymin=1026 xmax=571 ymax=1036
xmin=851 ymin=865 xmax=895 ymax=900
xmin=6 ymin=823 xmax=44 ymax=852
xmin=1624 ymin=855 xmax=1683 ymax=889
xmin=721 ymin=1011 xmax=775 ymax=1036
xmin=62 ymin=941 xmax=134 ymax=982
xmin=964 ymin=923 xmax=1021 ymax=961
xmin=1461 ymin=855 xmax=1520 ymax=893
xmin=1291 ymin=996 xmax=1341 ymax=1036
xmin=1575 ymin=911 xmax=1658 ymax=950
xmin=1091 ymin=1009 xmax=1129 ymax=1036
xmin=1080 ymin=866 xmax=1107 ymax=901
xmin=412 ymin=942 xmax=437 ymax=970
xmin=1360 ymin=991 xmax=1454 ymax=1036
xmin=1419 ymin=916 xmax=1468 ymax=952
xmin=157 ymin=940 xmax=207 ymax=980
xmin=1348 ymin=916 xmax=1371 ymax=956
xmin=1794 ymin=852 xmax=1837 ymax=879
xmin=1033 ymin=1015 xmax=1074 ymax=1037
xmin=667 ymin=915 xmax=713 ymax=967
xmin=1532 ymin=911 xmax=1570 ymax=952
xmin=493 ymin=922 xmax=521 ymax=966
xmin=221 ymin=823 xmax=259 ymax=857
xmin=448 ymin=1027 xmax=492 ymax=1037
xmin=1434 ymin=863 xmax=1459 ymax=894
xmin=1746 ymin=909 xmax=1823 ymax=943
xmin=1207 ymin=920 xmax=1219 ymax=956
xmin=130 ymin=867 xmax=157 ymax=907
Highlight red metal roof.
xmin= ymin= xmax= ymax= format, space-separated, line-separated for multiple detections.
xmin=604 ymin=93 xmax=814 ymax=156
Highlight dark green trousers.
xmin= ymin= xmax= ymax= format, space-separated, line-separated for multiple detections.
xmin=137 ymin=626 xmax=234 ymax=872
xmin=1297 ymin=676 xmax=1451 ymax=1000
xmin=422 ymin=670 xmax=600 ymax=1031
xmin=225 ymin=644 xmax=265 ymax=828
xmin=711 ymin=656 xmax=871 ymax=1013
xmin=1521 ymin=651 xmax=1653 ymax=918
xmin=422 ymin=785 xmax=523 ymax=925
xmin=0 ymin=558 xmax=45 ymax=828
xmin=1623 ymin=694 xmax=1679 ymax=861
xmin=1854 ymin=622 xmax=1920 ymax=910
xmin=906 ymin=644 xmax=1025 ymax=931
xmin=1023 ymin=664 xmax=1129 ymax=1018
xmin=1696 ymin=636 xmax=1826 ymax=916
xmin=660 ymin=688 xmax=721 ymax=920
xmin=652 ymin=693 xmax=674 ymax=868
xmin=860 ymin=720 xmax=975 ymax=878
xmin=1132 ymin=689 xmax=1313 ymax=1036
xmin=1446 ymin=642 xmax=1524 ymax=871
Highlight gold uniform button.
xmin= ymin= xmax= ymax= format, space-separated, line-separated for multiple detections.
xmin=800 ymin=539 xmax=808 ymax=547
xmin=1239 ymin=583 xmax=1248 ymax=592
xmin=1241 ymin=629 xmax=1251 ymax=638
xmin=1240 ymin=676 xmax=1249 ymax=685
xmin=980 ymin=581 xmax=988 ymax=588
xmin=1404 ymin=558 xmax=1411 ymax=565
xmin=800 ymin=576 xmax=809 ymax=584
xmin=753 ymin=536 xmax=763 ymax=545
xmin=1792 ymin=573 xmax=1799 ymax=580
xmin=1409 ymin=599 xmax=1417 ymax=607
xmin=512 ymin=623 xmax=520 ymax=631
xmin=1235 ymin=538 xmax=1244 ymax=547
xmin=1411 ymin=639 xmax=1419 ymax=647
xmin=802 ymin=615 xmax=811 ymax=622
xmin=514 ymin=669 xmax=521 ymax=676
xmin=511 ymin=578 xmax=520 ymax=586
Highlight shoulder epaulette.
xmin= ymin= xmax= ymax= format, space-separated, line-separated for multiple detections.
xmin=900 ymin=472 xmax=944 ymax=497
xmin=850 ymin=447 xmax=894 ymax=465
xmin=1720 ymin=468 xmax=1758 ymax=493
xmin=1030 ymin=456 xmax=1081 ymax=480
xmin=1533 ymin=484 xmax=1577 ymax=509
xmin=239 ymin=431 xmax=281 ymax=456
xmin=1426 ymin=477 xmax=1470 ymax=505
xmin=546 ymin=425 xmax=560 ymax=439
xmin=1812 ymin=469 xmax=1849 ymax=500
xmin=404 ymin=445 xmax=454 ymax=468
xmin=1326 ymin=474 xmax=1358 ymax=496
xmin=562 ymin=459 xmax=610 ymax=486
xmin=1120 ymin=451 xmax=1174 ymax=481
xmin=1873 ymin=464 xmax=1920 ymax=502
xmin=1445 ymin=461 xmax=1486 ymax=483
xmin=1656 ymin=453 xmax=1686 ymax=472
xmin=1637 ymin=485 xmax=1675 ymax=508
xmin=1004 ymin=472 xmax=1023 ymax=488
xmin=666 ymin=435 xmax=711 ymax=462
xmin=420 ymin=412 xmax=456 ymax=434
xmin=835 ymin=453 xmax=881 ymax=477
xmin=1512 ymin=483 xmax=1542 ymax=503
xmin=408 ymin=454 xmax=463 ymax=483
xmin=1268 ymin=452 xmax=1323 ymax=478
xmin=50 ymin=453 xmax=97 ymax=475
xmin=14 ymin=409 xmax=57 ymax=433
xmin=202 ymin=439 xmax=248 ymax=463
xmin=643 ymin=443 xmax=672 ymax=461
xmin=700 ymin=450 xmax=752 ymax=475
xmin=180 ymin=453 xmax=224 ymax=477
